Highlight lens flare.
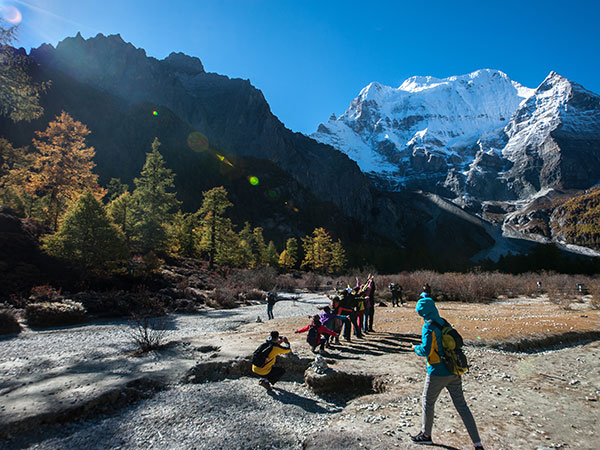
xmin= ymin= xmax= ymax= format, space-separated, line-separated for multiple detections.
xmin=2 ymin=6 xmax=22 ymax=24
xmin=152 ymin=110 xmax=158 ymax=116
xmin=216 ymin=153 xmax=234 ymax=167
xmin=248 ymin=176 xmax=259 ymax=186
xmin=267 ymin=189 xmax=280 ymax=199
xmin=187 ymin=131 xmax=209 ymax=152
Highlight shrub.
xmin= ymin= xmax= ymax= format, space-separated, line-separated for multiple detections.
xmin=251 ymin=267 xmax=278 ymax=291
xmin=207 ymin=287 xmax=238 ymax=309
xmin=128 ymin=314 xmax=168 ymax=352
xmin=29 ymin=284 xmax=61 ymax=302
xmin=301 ymin=272 xmax=321 ymax=291
xmin=274 ymin=274 xmax=299 ymax=292
xmin=239 ymin=288 xmax=265 ymax=301
xmin=0 ymin=309 xmax=21 ymax=334
xmin=25 ymin=300 xmax=87 ymax=327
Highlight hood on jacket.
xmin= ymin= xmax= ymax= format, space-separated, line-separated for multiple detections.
xmin=416 ymin=297 xmax=441 ymax=322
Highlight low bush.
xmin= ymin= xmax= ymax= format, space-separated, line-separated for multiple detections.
xmin=0 ymin=309 xmax=21 ymax=334
xmin=299 ymin=272 xmax=322 ymax=291
xmin=207 ymin=287 xmax=238 ymax=309
xmin=25 ymin=300 xmax=87 ymax=327
xmin=128 ymin=313 xmax=168 ymax=352
xmin=274 ymin=274 xmax=299 ymax=292
xmin=29 ymin=284 xmax=61 ymax=302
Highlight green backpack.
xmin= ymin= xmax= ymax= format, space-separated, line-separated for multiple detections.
xmin=431 ymin=320 xmax=468 ymax=376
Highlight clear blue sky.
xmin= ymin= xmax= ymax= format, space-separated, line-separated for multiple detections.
xmin=5 ymin=0 xmax=600 ymax=134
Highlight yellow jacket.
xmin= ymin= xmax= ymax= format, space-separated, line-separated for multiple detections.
xmin=252 ymin=344 xmax=291 ymax=376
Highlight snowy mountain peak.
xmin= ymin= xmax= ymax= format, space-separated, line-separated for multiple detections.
xmin=313 ymin=69 xmax=534 ymax=178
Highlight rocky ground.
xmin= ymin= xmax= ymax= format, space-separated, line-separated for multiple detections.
xmin=1 ymin=293 xmax=599 ymax=450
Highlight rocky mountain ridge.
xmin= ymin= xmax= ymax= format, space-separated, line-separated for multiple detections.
xmin=29 ymin=33 xmax=374 ymax=223
xmin=313 ymin=70 xmax=600 ymax=202
xmin=313 ymin=69 xmax=600 ymax=252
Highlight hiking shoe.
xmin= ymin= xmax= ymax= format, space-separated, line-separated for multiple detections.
xmin=474 ymin=444 xmax=484 ymax=450
xmin=258 ymin=379 xmax=273 ymax=391
xmin=411 ymin=432 xmax=432 ymax=445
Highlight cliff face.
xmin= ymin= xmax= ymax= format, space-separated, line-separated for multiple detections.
xmin=29 ymin=33 xmax=374 ymax=222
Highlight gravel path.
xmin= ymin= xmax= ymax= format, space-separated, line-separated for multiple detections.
xmin=1 ymin=292 xmax=337 ymax=450
xmin=6 ymin=380 xmax=343 ymax=450
xmin=0 ymin=292 xmax=330 ymax=383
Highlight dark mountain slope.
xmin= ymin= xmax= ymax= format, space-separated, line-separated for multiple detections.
xmin=29 ymin=33 xmax=374 ymax=223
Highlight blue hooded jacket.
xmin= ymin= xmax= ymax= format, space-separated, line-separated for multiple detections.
xmin=414 ymin=297 xmax=452 ymax=376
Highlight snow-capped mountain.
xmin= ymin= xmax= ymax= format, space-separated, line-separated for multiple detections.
xmin=463 ymin=71 xmax=600 ymax=201
xmin=313 ymin=69 xmax=535 ymax=186
xmin=312 ymin=69 xmax=600 ymax=204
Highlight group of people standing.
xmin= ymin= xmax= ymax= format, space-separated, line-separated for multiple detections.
xmin=251 ymin=282 xmax=485 ymax=450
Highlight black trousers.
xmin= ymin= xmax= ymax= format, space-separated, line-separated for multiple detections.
xmin=265 ymin=366 xmax=285 ymax=385
xmin=365 ymin=304 xmax=375 ymax=330
xmin=343 ymin=311 xmax=361 ymax=339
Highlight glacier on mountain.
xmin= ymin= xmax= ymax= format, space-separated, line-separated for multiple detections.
xmin=313 ymin=69 xmax=535 ymax=181
xmin=312 ymin=68 xmax=600 ymax=206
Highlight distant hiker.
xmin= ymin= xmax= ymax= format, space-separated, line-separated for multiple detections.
xmin=295 ymin=315 xmax=338 ymax=354
xmin=364 ymin=275 xmax=376 ymax=332
xmin=266 ymin=291 xmax=277 ymax=320
xmin=410 ymin=296 xmax=484 ymax=449
xmin=389 ymin=282 xmax=404 ymax=307
xmin=537 ymin=280 xmax=542 ymax=292
xmin=252 ymin=331 xmax=291 ymax=391
xmin=577 ymin=283 xmax=584 ymax=294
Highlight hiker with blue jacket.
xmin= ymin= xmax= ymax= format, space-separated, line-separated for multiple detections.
xmin=411 ymin=295 xmax=484 ymax=450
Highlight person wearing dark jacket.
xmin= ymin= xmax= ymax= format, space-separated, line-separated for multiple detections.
xmin=266 ymin=291 xmax=277 ymax=320
xmin=295 ymin=315 xmax=338 ymax=353
xmin=411 ymin=296 xmax=484 ymax=449
xmin=337 ymin=288 xmax=362 ymax=340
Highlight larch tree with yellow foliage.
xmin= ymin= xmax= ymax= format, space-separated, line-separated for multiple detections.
xmin=301 ymin=227 xmax=334 ymax=272
xmin=29 ymin=111 xmax=104 ymax=230
xmin=278 ymin=237 xmax=299 ymax=270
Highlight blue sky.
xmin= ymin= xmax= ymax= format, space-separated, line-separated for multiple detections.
xmin=4 ymin=0 xmax=600 ymax=134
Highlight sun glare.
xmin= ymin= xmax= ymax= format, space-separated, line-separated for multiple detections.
xmin=1 ymin=5 xmax=22 ymax=24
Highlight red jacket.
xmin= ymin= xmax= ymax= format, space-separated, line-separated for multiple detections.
xmin=296 ymin=324 xmax=337 ymax=340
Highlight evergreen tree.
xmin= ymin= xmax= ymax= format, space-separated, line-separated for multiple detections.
xmin=265 ymin=240 xmax=279 ymax=267
xmin=169 ymin=210 xmax=199 ymax=257
xmin=107 ymin=191 xmax=136 ymax=245
xmin=132 ymin=138 xmax=179 ymax=253
xmin=278 ymin=237 xmax=298 ymax=270
xmin=235 ymin=222 xmax=254 ymax=268
xmin=252 ymin=227 xmax=268 ymax=268
xmin=43 ymin=191 xmax=127 ymax=274
xmin=0 ymin=21 xmax=45 ymax=122
xmin=214 ymin=226 xmax=240 ymax=266
xmin=330 ymin=238 xmax=347 ymax=273
xmin=106 ymin=178 xmax=128 ymax=202
xmin=197 ymin=186 xmax=233 ymax=267
xmin=29 ymin=112 xmax=104 ymax=230
xmin=0 ymin=137 xmax=34 ymax=215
